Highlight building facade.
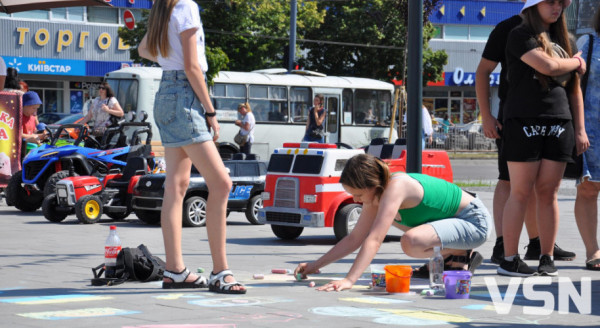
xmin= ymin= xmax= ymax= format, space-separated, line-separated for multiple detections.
xmin=0 ymin=0 xmax=152 ymax=115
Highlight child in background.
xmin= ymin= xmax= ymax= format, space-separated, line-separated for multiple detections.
xmin=21 ymin=91 xmax=46 ymax=144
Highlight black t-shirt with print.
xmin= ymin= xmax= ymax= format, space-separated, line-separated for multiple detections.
xmin=482 ymin=14 xmax=523 ymax=116
xmin=503 ymin=24 xmax=572 ymax=121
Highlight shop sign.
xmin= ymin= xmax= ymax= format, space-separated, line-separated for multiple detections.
xmin=2 ymin=56 xmax=85 ymax=76
xmin=446 ymin=67 xmax=500 ymax=86
xmin=15 ymin=27 xmax=130 ymax=53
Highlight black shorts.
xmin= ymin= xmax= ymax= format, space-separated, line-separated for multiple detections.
xmin=502 ymin=118 xmax=575 ymax=163
xmin=496 ymin=128 xmax=509 ymax=181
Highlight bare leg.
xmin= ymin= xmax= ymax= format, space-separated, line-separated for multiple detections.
xmin=524 ymin=192 xmax=538 ymax=238
xmin=574 ymin=180 xmax=600 ymax=265
xmin=503 ymin=161 xmax=539 ymax=257
xmin=534 ymin=159 xmax=565 ymax=257
xmin=493 ymin=180 xmax=510 ymax=237
xmin=183 ymin=141 xmax=244 ymax=291
xmin=161 ymin=147 xmax=198 ymax=283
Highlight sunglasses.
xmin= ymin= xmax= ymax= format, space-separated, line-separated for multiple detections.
xmin=99 ymin=87 xmax=106 ymax=90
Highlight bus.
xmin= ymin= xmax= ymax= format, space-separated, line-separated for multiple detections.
xmin=104 ymin=67 xmax=398 ymax=159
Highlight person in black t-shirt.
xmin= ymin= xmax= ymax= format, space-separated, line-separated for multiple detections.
xmin=498 ymin=0 xmax=589 ymax=278
xmin=476 ymin=7 xmax=576 ymax=267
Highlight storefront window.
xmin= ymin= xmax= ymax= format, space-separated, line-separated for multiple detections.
xmin=69 ymin=7 xmax=85 ymax=22
xmin=52 ymin=8 xmax=67 ymax=20
xmin=12 ymin=10 xmax=49 ymax=20
xmin=87 ymin=7 xmax=118 ymax=24
xmin=470 ymin=26 xmax=493 ymax=41
xmin=450 ymin=99 xmax=461 ymax=123
xmin=463 ymin=98 xmax=478 ymax=123
xmin=434 ymin=98 xmax=449 ymax=119
xmin=444 ymin=25 xmax=469 ymax=40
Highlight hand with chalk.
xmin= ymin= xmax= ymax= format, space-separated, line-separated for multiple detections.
xmin=293 ymin=262 xmax=319 ymax=280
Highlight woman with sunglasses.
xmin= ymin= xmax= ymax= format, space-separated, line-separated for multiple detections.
xmin=81 ymin=82 xmax=124 ymax=136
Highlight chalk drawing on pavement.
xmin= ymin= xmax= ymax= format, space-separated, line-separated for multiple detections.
xmin=222 ymin=312 xmax=302 ymax=323
xmin=154 ymin=294 xmax=205 ymax=300
xmin=17 ymin=307 xmax=140 ymax=320
xmin=461 ymin=304 xmax=496 ymax=311
xmin=122 ymin=325 xmax=237 ymax=328
xmin=189 ymin=297 xmax=293 ymax=307
xmin=310 ymin=306 xmax=471 ymax=326
xmin=0 ymin=294 xmax=111 ymax=305
xmin=339 ymin=296 xmax=412 ymax=305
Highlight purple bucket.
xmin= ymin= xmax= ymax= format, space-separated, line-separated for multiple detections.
xmin=443 ymin=270 xmax=472 ymax=299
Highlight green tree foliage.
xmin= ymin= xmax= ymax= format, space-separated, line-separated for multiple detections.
xmin=200 ymin=0 xmax=325 ymax=71
xmin=300 ymin=0 xmax=447 ymax=85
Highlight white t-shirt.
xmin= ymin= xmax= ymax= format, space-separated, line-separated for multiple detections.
xmin=90 ymin=96 xmax=118 ymax=132
xmin=156 ymin=0 xmax=208 ymax=72
xmin=239 ymin=112 xmax=256 ymax=143
xmin=0 ymin=57 xmax=6 ymax=76
xmin=421 ymin=106 xmax=433 ymax=136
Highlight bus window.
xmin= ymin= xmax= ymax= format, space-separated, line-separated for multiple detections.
xmin=377 ymin=90 xmax=392 ymax=126
xmin=106 ymin=78 xmax=138 ymax=115
xmin=326 ymin=97 xmax=338 ymax=134
xmin=249 ymin=85 xmax=288 ymax=122
xmin=290 ymin=87 xmax=311 ymax=124
xmin=342 ymin=89 xmax=353 ymax=125
xmin=211 ymin=83 xmax=246 ymax=121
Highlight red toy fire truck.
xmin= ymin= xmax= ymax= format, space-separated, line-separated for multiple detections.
xmin=257 ymin=141 xmax=453 ymax=241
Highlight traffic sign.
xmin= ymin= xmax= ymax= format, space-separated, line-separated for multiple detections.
xmin=124 ymin=10 xmax=135 ymax=30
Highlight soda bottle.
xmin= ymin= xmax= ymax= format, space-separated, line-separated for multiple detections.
xmin=429 ymin=246 xmax=445 ymax=291
xmin=104 ymin=225 xmax=122 ymax=278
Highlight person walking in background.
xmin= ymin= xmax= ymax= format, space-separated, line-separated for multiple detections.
xmin=475 ymin=0 xmax=575 ymax=267
xmin=441 ymin=113 xmax=454 ymax=133
xmin=234 ymin=102 xmax=255 ymax=155
xmin=294 ymin=154 xmax=490 ymax=291
xmin=80 ymin=82 xmax=124 ymax=136
xmin=138 ymin=0 xmax=245 ymax=293
xmin=422 ymin=105 xmax=433 ymax=148
xmin=303 ymin=94 xmax=326 ymax=143
xmin=574 ymin=5 xmax=600 ymax=271
xmin=499 ymin=0 xmax=588 ymax=277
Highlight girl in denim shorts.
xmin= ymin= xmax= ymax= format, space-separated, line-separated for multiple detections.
xmin=138 ymin=0 xmax=245 ymax=294
xmin=294 ymin=154 xmax=492 ymax=292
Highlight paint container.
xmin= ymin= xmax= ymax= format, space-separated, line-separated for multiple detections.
xmin=370 ymin=264 xmax=386 ymax=288
xmin=443 ymin=270 xmax=472 ymax=299
xmin=384 ymin=265 xmax=413 ymax=293
xmin=252 ymin=274 xmax=264 ymax=280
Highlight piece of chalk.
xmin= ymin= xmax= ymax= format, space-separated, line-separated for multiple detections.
xmin=426 ymin=290 xmax=434 ymax=296
xmin=196 ymin=267 xmax=204 ymax=273
xmin=308 ymin=281 xmax=316 ymax=287
xmin=296 ymin=273 xmax=302 ymax=281
xmin=252 ymin=274 xmax=264 ymax=280
xmin=271 ymin=269 xmax=292 ymax=274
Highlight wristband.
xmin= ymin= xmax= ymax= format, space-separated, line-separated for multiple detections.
xmin=576 ymin=56 xmax=583 ymax=70
xmin=205 ymin=111 xmax=216 ymax=117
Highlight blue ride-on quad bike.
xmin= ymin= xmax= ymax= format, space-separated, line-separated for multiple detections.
xmin=6 ymin=119 xmax=154 ymax=212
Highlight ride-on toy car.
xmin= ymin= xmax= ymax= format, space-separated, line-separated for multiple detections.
xmin=42 ymin=155 xmax=151 ymax=224
xmin=257 ymin=141 xmax=453 ymax=241
xmin=131 ymin=154 xmax=267 ymax=227
xmin=6 ymin=115 xmax=153 ymax=212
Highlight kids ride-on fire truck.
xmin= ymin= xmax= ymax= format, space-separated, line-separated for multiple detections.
xmin=257 ymin=141 xmax=453 ymax=241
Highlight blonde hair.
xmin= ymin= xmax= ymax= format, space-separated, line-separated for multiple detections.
xmin=146 ymin=0 xmax=178 ymax=58
xmin=522 ymin=4 xmax=579 ymax=92
xmin=238 ymin=102 xmax=252 ymax=112
xmin=339 ymin=154 xmax=390 ymax=199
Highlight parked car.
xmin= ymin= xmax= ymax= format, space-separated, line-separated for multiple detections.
xmin=38 ymin=112 xmax=71 ymax=124
xmin=131 ymin=155 xmax=267 ymax=227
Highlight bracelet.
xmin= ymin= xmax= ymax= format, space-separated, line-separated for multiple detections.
xmin=576 ymin=56 xmax=583 ymax=71
xmin=205 ymin=111 xmax=216 ymax=117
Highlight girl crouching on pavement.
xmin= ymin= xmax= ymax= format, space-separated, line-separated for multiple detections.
xmin=295 ymin=153 xmax=492 ymax=291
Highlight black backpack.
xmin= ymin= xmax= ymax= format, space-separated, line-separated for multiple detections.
xmin=91 ymin=244 xmax=165 ymax=286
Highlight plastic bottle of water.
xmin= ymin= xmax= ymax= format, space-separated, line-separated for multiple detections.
xmin=429 ymin=246 xmax=445 ymax=291
xmin=104 ymin=225 xmax=122 ymax=278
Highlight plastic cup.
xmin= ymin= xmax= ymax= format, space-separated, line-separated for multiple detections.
xmin=384 ymin=265 xmax=413 ymax=293
xmin=443 ymin=270 xmax=472 ymax=299
xmin=370 ymin=264 xmax=386 ymax=288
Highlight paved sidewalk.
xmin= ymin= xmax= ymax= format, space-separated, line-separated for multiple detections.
xmin=0 ymin=187 xmax=598 ymax=327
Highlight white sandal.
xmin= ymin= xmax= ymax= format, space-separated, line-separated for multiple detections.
xmin=162 ymin=267 xmax=208 ymax=289
xmin=208 ymin=269 xmax=246 ymax=294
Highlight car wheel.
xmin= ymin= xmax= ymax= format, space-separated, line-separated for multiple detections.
xmin=8 ymin=171 xmax=43 ymax=212
xmin=75 ymin=194 xmax=103 ymax=224
xmin=333 ymin=203 xmax=362 ymax=241
xmin=245 ymin=195 xmax=263 ymax=225
xmin=134 ymin=209 xmax=161 ymax=225
xmin=271 ymin=225 xmax=303 ymax=240
xmin=183 ymin=196 xmax=207 ymax=227
xmin=42 ymin=194 xmax=68 ymax=222
xmin=106 ymin=211 xmax=130 ymax=221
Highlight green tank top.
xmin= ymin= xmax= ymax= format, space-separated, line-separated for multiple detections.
xmin=396 ymin=173 xmax=462 ymax=227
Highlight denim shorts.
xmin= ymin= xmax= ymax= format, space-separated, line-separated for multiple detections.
xmin=153 ymin=70 xmax=213 ymax=147
xmin=428 ymin=197 xmax=492 ymax=250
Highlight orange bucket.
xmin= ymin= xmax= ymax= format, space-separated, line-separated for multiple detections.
xmin=384 ymin=265 xmax=413 ymax=293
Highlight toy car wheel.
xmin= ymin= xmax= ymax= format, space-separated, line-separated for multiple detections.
xmin=106 ymin=211 xmax=130 ymax=221
xmin=42 ymin=194 xmax=68 ymax=222
xmin=7 ymin=171 xmax=43 ymax=212
xmin=271 ymin=225 xmax=303 ymax=240
xmin=334 ymin=203 xmax=362 ymax=241
xmin=134 ymin=209 xmax=161 ymax=225
xmin=75 ymin=194 xmax=103 ymax=224
xmin=44 ymin=170 xmax=77 ymax=197
xmin=245 ymin=195 xmax=263 ymax=225
xmin=182 ymin=196 xmax=207 ymax=227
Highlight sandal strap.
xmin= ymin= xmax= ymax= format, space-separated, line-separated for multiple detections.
xmin=209 ymin=269 xmax=244 ymax=290
xmin=163 ymin=268 xmax=191 ymax=283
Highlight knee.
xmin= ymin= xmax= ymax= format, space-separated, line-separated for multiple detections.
xmin=210 ymin=176 xmax=232 ymax=197
xmin=165 ymin=178 xmax=189 ymax=197
xmin=400 ymin=232 xmax=420 ymax=257
xmin=577 ymin=183 xmax=600 ymax=200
